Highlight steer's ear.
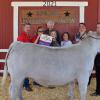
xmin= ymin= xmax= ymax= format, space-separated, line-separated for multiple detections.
xmin=87 ymin=31 xmax=95 ymax=37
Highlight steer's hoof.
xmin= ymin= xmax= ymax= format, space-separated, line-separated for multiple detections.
xmin=48 ymin=87 xmax=55 ymax=89
xmin=24 ymin=87 xmax=33 ymax=92
xmin=67 ymin=96 xmax=73 ymax=100
xmin=91 ymin=92 xmax=100 ymax=96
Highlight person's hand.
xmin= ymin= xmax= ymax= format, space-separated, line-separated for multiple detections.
xmin=52 ymin=37 xmax=56 ymax=41
xmin=39 ymin=33 xmax=43 ymax=37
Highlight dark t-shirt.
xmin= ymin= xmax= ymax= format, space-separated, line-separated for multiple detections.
xmin=44 ymin=29 xmax=61 ymax=45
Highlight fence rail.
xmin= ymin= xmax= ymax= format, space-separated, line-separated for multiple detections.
xmin=0 ymin=49 xmax=8 ymax=73
xmin=0 ymin=49 xmax=8 ymax=52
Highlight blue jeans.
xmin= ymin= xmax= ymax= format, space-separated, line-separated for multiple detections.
xmin=23 ymin=78 xmax=30 ymax=88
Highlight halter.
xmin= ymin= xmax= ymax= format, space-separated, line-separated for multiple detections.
xmin=88 ymin=35 xmax=100 ymax=39
xmin=80 ymin=33 xmax=100 ymax=40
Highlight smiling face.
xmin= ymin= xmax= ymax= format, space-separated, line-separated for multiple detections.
xmin=62 ymin=33 xmax=69 ymax=41
xmin=37 ymin=27 xmax=44 ymax=35
xmin=24 ymin=24 xmax=31 ymax=34
xmin=47 ymin=21 xmax=55 ymax=30
xmin=79 ymin=23 xmax=86 ymax=35
xmin=50 ymin=31 xmax=57 ymax=41
xmin=96 ymin=23 xmax=100 ymax=34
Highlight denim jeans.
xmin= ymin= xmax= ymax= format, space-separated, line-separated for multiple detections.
xmin=23 ymin=78 xmax=30 ymax=88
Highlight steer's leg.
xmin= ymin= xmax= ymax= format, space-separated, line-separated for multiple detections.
xmin=67 ymin=81 xmax=75 ymax=100
xmin=9 ymin=80 xmax=18 ymax=100
xmin=9 ymin=78 xmax=23 ymax=100
xmin=77 ymin=73 xmax=89 ymax=100
xmin=17 ymin=80 xmax=23 ymax=100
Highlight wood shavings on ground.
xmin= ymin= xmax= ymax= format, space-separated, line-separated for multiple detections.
xmin=0 ymin=77 xmax=100 ymax=100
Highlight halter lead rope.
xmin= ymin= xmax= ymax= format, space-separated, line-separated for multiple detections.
xmin=88 ymin=35 xmax=100 ymax=39
xmin=80 ymin=32 xmax=87 ymax=40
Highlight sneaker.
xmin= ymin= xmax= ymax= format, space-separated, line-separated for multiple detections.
xmin=91 ymin=92 xmax=100 ymax=96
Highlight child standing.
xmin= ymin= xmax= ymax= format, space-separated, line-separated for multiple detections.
xmin=61 ymin=32 xmax=74 ymax=99
xmin=50 ymin=30 xmax=60 ymax=47
xmin=61 ymin=32 xmax=72 ymax=47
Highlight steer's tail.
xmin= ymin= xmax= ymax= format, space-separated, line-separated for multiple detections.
xmin=1 ymin=63 xmax=8 ymax=87
xmin=1 ymin=43 xmax=14 ymax=87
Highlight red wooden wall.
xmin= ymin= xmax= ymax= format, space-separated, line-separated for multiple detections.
xmin=85 ymin=0 xmax=98 ymax=30
xmin=0 ymin=0 xmax=99 ymax=69
xmin=0 ymin=0 xmax=13 ymax=49
xmin=98 ymin=0 xmax=100 ymax=22
xmin=0 ymin=0 xmax=13 ymax=69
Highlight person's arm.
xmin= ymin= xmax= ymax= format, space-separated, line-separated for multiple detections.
xmin=34 ymin=33 xmax=42 ymax=44
xmin=17 ymin=35 xmax=24 ymax=42
xmin=34 ymin=35 xmax=40 ymax=44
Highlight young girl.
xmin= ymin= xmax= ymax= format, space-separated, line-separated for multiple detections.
xmin=32 ymin=26 xmax=52 ymax=46
xmin=61 ymin=32 xmax=72 ymax=47
xmin=61 ymin=32 xmax=74 ymax=99
xmin=50 ymin=30 xmax=60 ymax=47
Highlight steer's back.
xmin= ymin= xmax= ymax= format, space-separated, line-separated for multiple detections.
xmin=7 ymin=41 xmax=92 ymax=86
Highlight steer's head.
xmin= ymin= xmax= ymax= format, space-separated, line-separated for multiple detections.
xmin=82 ymin=23 xmax=100 ymax=39
xmin=86 ymin=30 xmax=100 ymax=51
xmin=88 ymin=23 xmax=100 ymax=37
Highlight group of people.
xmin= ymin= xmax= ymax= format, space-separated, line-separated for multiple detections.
xmin=17 ymin=20 xmax=100 ymax=97
xmin=17 ymin=20 xmax=73 ymax=47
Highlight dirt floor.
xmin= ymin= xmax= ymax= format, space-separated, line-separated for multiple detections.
xmin=0 ymin=77 xmax=100 ymax=100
